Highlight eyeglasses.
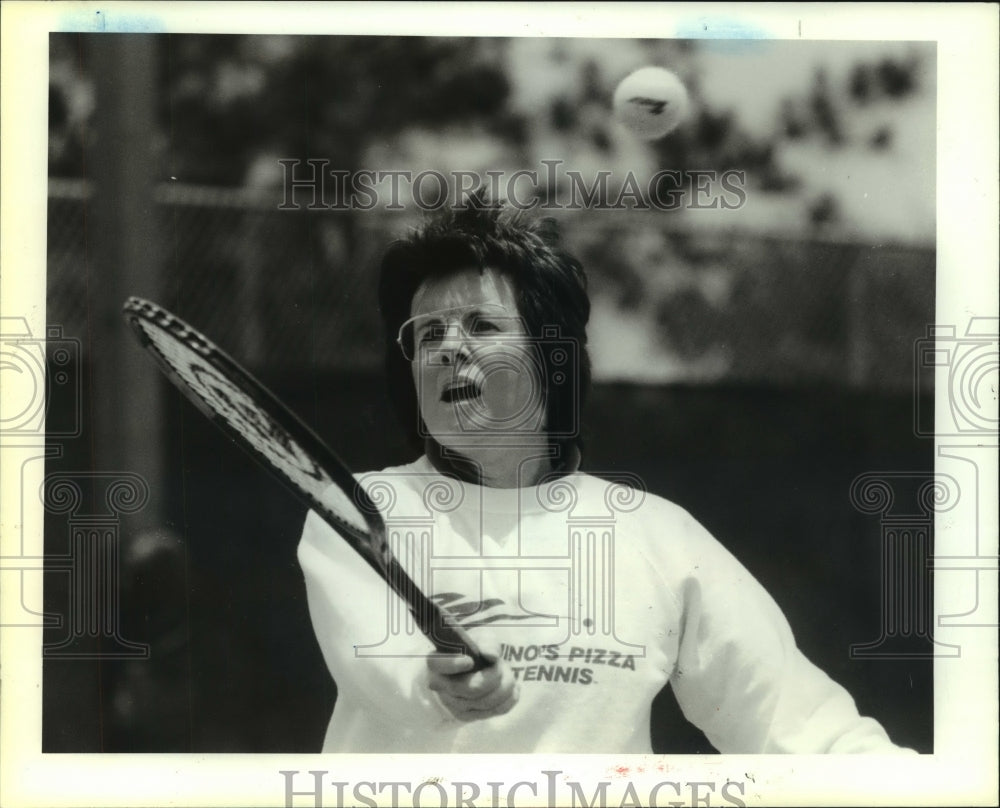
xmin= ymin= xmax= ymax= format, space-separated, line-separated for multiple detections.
xmin=396 ymin=303 xmax=526 ymax=361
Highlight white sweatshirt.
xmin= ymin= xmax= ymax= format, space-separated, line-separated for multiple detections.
xmin=297 ymin=456 xmax=908 ymax=753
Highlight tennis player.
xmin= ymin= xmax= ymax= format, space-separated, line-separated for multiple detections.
xmin=297 ymin=198 xmax=913 ymax=754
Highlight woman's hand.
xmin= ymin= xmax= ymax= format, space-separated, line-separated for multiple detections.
xmin=426 ymin=651 xmax=519 ymax=722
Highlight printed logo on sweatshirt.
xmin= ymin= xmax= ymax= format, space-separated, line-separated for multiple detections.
xmin=427 ymin=592 xmax=647 ymax=679
xmin=430 ymin=591 xmax=540 ymax=628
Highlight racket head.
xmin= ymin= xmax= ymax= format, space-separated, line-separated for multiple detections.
xmin=122 ymin=296 xmax=387 ymax=570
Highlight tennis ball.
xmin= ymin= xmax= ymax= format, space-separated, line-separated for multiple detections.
xmin=613 ymin=66 xmax=690 ymax=140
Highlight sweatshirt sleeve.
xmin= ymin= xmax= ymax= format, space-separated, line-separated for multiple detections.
xmin=296 ymin=507 xmax=456 ymax=729
xmin=667 ymin=511 xmax=914 ymax=754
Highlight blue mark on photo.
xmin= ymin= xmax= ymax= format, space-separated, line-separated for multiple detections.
xmin=676 ymin=17 xmax=775 ymax=54
xmin=57 ymin=9 xmax=166 ymax=33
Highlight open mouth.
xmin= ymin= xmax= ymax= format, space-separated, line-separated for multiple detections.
xmin=441 ymin=382 xmax=482 ymax=403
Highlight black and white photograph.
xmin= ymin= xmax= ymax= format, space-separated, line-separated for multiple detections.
xmin=1 ymin=3 xmax=997 ymax=807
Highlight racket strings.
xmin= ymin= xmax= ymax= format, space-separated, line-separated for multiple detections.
xmin=137 ymin=320 xmax=369 ymax=536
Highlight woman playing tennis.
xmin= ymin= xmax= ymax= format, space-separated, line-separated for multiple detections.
xmin=297 ymin=198 xmax=912 ymax=754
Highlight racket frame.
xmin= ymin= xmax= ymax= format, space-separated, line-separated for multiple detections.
xmin=122 ymin=296 xmax=488 ymax=666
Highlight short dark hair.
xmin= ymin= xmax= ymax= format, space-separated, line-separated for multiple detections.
xmin=377 ymin=197 xmax=591 ymax=463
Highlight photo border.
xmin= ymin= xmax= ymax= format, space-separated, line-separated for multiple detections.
xmin=2 ymin=2 xmax=997 ymax=806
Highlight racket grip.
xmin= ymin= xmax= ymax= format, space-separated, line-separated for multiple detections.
xmin=390 ymin=558 xmax=493 ymax=671
xmin=426 ymin=616 xmax=493 ymax=672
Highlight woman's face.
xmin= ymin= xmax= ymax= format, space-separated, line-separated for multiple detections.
xmin=406 ymin=267 xmax=547 ymax=448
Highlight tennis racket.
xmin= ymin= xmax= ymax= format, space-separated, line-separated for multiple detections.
xmin=122 ymin=296 xmax=489 ymax=669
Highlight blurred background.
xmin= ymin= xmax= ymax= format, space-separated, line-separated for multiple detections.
xmin=45 ymin=33 xmax=935 ymax=753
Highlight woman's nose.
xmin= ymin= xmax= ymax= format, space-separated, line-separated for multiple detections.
xmin=437 ymin=324 xmax=470 ymax=364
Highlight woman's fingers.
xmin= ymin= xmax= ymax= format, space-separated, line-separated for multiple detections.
xmin=426 ymin=651 xmax=519 ymax=721
xmin=438 ymin=685 xmax=519 ymax=722
xmin=426 ymin=652 xmax=477 ymax=677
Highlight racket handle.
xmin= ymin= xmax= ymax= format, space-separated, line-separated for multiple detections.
xmin=387 ymin=558 xmax=493 ymax=671
xmin=426 ymin=617 xmax=493 ymax=673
